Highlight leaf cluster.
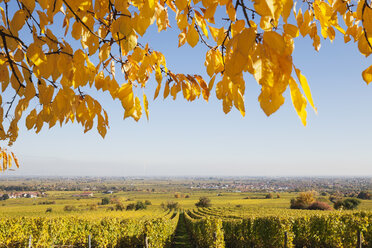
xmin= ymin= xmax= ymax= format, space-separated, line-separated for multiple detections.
xmin=0 ymin=0 xmax=371 ymax=171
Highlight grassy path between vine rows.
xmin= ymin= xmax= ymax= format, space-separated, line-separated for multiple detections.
xmin=171 ymin=212 xmax=194 ymax=248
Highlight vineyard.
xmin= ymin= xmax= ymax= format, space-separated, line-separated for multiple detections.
xmin=0 ymin=179 xmax=371 ymax=248
xmin=0 ymin=208 xmax=371 ymax=247
xmin=0 ymin=210 xmax=179 ymax=247
xmin=184 ymin=208 xmax=372 ymax=248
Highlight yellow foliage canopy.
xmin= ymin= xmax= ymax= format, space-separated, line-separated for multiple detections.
xmin=0 ymin=0 xmax=370 ymax=170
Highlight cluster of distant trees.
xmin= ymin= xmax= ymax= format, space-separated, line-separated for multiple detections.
xmin=290 ymin=191 xmax=333 ymax=210
xmin=195 ymin=197 xmax=212 ymax=208
xmin=290 ymin=191 xmax=365 ymax=211
xmin=161 ymin=201 xmax=179 ymax=210
xmin=0 ymin=186 xmax=36 ymax=191
xmin=101 ymin=198 xmax=152 ymax=211
xmin=0 ymin=194 xmax=9 ymax=201
xmin=357 ymin=191 xmax=372 ymax=200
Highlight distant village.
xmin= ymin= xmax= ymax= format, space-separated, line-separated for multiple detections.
xmin=0 ymin=191 xmax=98 ymax=200
xmin=0 ymin=177 xmax=370 ymax=196
xmin=0 ymin=192 xmax=41 ymax=199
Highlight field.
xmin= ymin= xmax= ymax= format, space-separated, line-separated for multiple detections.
xmin=0 ymin=177 xmax=371 ymax=247
xmin=1 ymin=190 xmax=372 ymax=217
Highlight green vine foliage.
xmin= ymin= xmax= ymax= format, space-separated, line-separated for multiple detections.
xmin=185 ymin=210 xmax=372 ymax=248
xmin=0 ymin=211 xmax=179 ymax=248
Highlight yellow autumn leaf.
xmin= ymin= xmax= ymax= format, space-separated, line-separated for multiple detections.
xmin=226 ymin=0 xmax=236 ymax=22
xmin=362 ymin=65 xmax=372 ymax=85
xmin=171 ymin=83 xmax=178 ymax=100
xmin=121 ymin=91 xmax=135 ymax=110
xmin=26 ymin=109 xmax=37 ymax=130
xmin=294 ymin=66 xmax=317 ymax=113
xmin=175 ymin=0 xmax=189 ymax=10
xmin=156 ymin=3 xmax=170 ymax=32
xmin=20 ymin=0 xmax=35 ymax=12
xmin=99 ymin=43 xmax=111 ymax=62
xmin=27 ymin=43 xmax=47 ymax=67
xmin=122 ymin=33 xmax=138 ymax=54
xmin=208 ymin=75 xmax=216 ymax=91
xmin=24 ymin=81 xmax=36 ymax=100
xmin=176 ymin=12 xmax=188 ymax=30
xmin=143 ymin=93 xmax=149 ymax=120
xmin=10 ymin=9 xmax=26 ymax=32
xmin=178 ymin=31 xmax=187 ymax=47
xmin=284 ymin=24 xmax=299 ymax=37
xmin=11 ymin=152 xmax=19 ymax=168
xmin=358 ymin=32 xmax=372 ymax=57
xmin=263 ymin=31 xmax=286 ymax=54
xmin=187 ymin=21 xmax=199 ymax=47
xmin=195 ymin=11 xmax=208 ymax=38
xmin=259 ymin=86 xmax=285 ymax=116
xmin=97 ymin=114 xmax=107 ymax=138
xmin=0 ymin=65 xmax=9 ymax=88
xmin=38 ymin=85 xmax=54 ymax=105
xmin=2 ymin=151 xmax=7 ymax=170
xmin=254 ymin=0 xmax=276 ymax=19
xmin=222 ymin=96 xmax=232 ymax=114
xmin=289 ymin=78 xmax=307 ymax=125
xmin=164 ymin=81 xmax=170 ymax=99
xmin=233 ymin=88 xmax=245 ymax=117
xmin=282 ymin=0 xmax=293 ymax=23
xmin=14 ymin=49 xmax=24 ymax=62
xmin=117 ymin=83 xmax=133 ymax=100
xmin=132 ymin=96 xmax=142 ymax=121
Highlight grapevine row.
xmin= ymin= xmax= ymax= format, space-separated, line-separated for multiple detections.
xmin=0 ymin=211 xmax=179 ymax=248
xmin=186 ymin=209 xmax=372 ymax=248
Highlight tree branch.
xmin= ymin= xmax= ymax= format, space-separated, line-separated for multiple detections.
xmin=0 ymin=34 xmax=26 ymax=88
xmin=239 ymin=0 xmax=252 ymax=28
xmin=5 ymin=86 xmax=21 ymax=118
xmin=62 ymin=0 xmax=103 ymax=41
xmin=194 ymin=24 xmax=213 ymax=49
xmin=0 ymin=30 xmax=28 ymax=49
xmin=221 ymin=24 xmax=232 ymax=66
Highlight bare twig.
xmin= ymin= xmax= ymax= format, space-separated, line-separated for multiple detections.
xmin=62 ymin=0 xmax=103 ymax=41
xmin=77 ymin=87 xmax=85 ymax=99
xmin=5 ymin=86 xmax=21 ymax=118
xmin=0 ymin=30 xmax=28 ymax=48
xmin=239 ymin=0 xmax=252 ymax=28
xmin=221 ymin=24 xmax=232 ymax=65
xmin=194 ymin=24 xmax=213 ymax=49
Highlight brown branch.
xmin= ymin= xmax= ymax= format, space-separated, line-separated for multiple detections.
xmin=194 ymin=24 xmax=213 ymax=49
xmin=5 ymin=86 xmax=21 ymax=118
xmin=117 ymin=32 xmax=123 ymax=61
xmin=239 ymin=0 xmax=251 ymax=28
xmin=110 ymin=53 xmax=126 ymax=66
xmin=221 ymin=24 xmax=232 ymax=65
xmin=45 ymin=49 xmax=73 ymax=57
xmin=53 ymin=0 xmax=57 ymax=12
xmin=0 ymin=30 xmax=28 ymax=49
xmin=77 ymin=87 xmax=85 ymax=99
xmin=62 ymin=0 xmax=103 ymax=41
xmin=16 ymin=0 xmax=34 ymax=33
xmin=12 ymin=61 xmax=57 ymax=89
xmin=0 ymin=34 xmax=25 ymax=88
xmin=5 ymin=2 xmax=11 ymax=31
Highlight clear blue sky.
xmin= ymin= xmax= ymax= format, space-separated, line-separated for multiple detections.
xmin=2 ymin=3 xmax=372 ymax=176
